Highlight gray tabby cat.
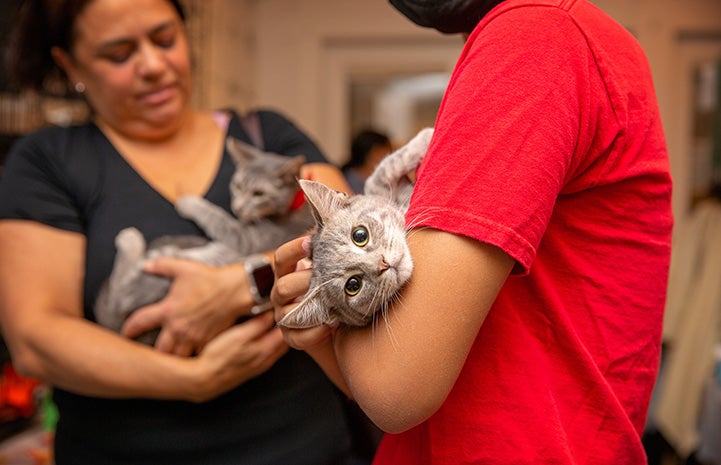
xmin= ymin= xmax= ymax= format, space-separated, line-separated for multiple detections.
xmin=95 ymin=137 xmax=314 ymax=343
xmin=278 ymin=127 xmax=433 ymax=328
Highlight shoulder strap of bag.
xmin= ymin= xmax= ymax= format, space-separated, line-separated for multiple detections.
xmin=238 ymin=111 xmax=264 ymax=150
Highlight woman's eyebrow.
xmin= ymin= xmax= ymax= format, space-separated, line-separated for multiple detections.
xmin=96 ymin=20 xmax=176 ymax=50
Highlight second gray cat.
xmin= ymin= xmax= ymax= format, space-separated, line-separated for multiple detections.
xmin=278 ymin=127 xmax=433 ymax=328
xmin=95 ymin=137 xmax=314 ymax=343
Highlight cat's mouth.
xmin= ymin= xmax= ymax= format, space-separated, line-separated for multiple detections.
xmin=379 ymin=251 xmax=413 ymax=284
xmin=240 ymin=207 xmax=276 ymax=222
xmin=231 ymin=201 xmax=278 ymax=222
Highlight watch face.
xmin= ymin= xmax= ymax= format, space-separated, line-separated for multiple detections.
xmin=252 ymin=263 xmax=275 ymax=299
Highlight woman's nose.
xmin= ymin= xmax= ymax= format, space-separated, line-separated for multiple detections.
xmin=137 ymin=42 xmax=165 ymax=76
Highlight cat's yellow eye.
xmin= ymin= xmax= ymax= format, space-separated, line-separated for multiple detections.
xmin=351 ymin=226 xmax=369 ymax=247
xmin=344 ymin=276 xmax=362 ymax=296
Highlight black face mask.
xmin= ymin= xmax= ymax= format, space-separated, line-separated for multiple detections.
xmin=388 ymin=0 xmax=505 ymax=34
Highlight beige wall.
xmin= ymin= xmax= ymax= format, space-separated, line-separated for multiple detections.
xmin=194 ymin=0 xmax=721 ymax=219
xmin=196 ymin=0 xmax=461 ymax=161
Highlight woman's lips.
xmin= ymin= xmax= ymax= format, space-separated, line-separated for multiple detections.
xmin=138 ymin=85 xmax=176 ymax=106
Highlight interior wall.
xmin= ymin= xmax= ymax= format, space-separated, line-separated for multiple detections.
xmin=199 ymin=0 xmax=460 ymax=160
xmin=253 ymin=0 xmax=462 ymax=163
xmin=198 ymin=0 xmax=721 ymax=219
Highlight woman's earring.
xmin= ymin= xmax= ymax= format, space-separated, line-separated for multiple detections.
xmin=74 ymin=82 xmax=86 ymax=93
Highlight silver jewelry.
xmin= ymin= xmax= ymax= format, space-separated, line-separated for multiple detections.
xmin=74 ymin=82 xmax=86 ymax=93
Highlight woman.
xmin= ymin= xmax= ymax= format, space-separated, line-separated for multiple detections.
xmin=0 ymin=0 xmax=355 ymax=464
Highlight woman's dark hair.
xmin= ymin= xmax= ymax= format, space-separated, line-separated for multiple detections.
xmin=3 ymin=0 xmax=186 ymax=94
xmin=343 ymin=129 xmax=391 ymax=170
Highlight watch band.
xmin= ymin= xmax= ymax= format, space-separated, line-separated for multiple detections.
xmin=244 ymin=255 xmax=274 ymax=314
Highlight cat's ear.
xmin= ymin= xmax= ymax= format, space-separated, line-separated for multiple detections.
xmin=226 ymin=137 xmax=265 ymax=164
xmin=281 ymin=155 xmax=306 ymax=181
xmin=277 ymin=294 xmax=333 ymax=329
xmin=298 ymin=179 xmax=348 ymax=229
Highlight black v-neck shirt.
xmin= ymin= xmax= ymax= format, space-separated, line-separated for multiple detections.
xmin=0 ymin=110 xmax=352 ymax=465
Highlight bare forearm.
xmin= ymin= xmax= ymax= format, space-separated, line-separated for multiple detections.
xmin=13 ymin=312 xmax=203 ymax=400
xmin=0 ymin=224 xmax=280 ymax=402
xmin=270 ymin=230 xmax=511 ymax=433
xmin=331 ymin=230 xmax=514 ymax=433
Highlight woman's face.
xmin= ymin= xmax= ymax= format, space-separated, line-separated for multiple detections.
xmin=57 ymin=0 xmax=192 ymax=139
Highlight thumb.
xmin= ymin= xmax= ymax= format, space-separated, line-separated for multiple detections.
xmin=143 ymin=256 xmax=191 ymax=278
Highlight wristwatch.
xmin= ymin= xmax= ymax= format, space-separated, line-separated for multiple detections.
xmin=243 ymin=254 xmax=274 ymax=314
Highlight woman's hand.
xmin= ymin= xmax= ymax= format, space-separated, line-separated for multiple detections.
xmin=271 ymin=236 xmax=335 ymax=351
xmin=187 ymin=311 xmax=288 ymax=402
xmin=0 ymin=221 xmax=288 ymax=401
xmin=121 ymin=258 xmax=252 ymax=356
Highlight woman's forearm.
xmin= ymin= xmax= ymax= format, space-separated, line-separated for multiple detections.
xmin=11 ymin=310 xmax=204 ymax=400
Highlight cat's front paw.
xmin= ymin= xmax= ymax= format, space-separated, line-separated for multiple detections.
xmin=115 ymin=227 xmax=145 ymax=255
xmin=175 ymin=195 xmax=207 ymax=219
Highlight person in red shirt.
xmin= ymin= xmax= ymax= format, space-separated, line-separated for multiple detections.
xmin=272 ymin=0 xmax=673 ymax=464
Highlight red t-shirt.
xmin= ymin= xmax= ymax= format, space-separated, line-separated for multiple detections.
xmin=375 ymin=1 xmax=673 ymax=464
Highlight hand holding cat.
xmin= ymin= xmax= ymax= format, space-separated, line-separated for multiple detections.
xmin=122 ymin=257 xmax=256 ymax=356
xmin=272 ymin=236 xmax=337 ymax=351
xmin=186 ymin=311 xmax=288 ymax=402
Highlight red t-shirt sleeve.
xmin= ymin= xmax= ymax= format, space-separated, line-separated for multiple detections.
xmin=407 ymin=6 xmax=595 ymax=274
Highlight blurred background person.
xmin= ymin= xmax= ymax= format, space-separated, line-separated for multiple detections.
xmin=342 ymin=128 xmax=393 ymax=194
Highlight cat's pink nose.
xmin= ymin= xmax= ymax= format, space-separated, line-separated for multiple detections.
xmin=378 ymin=259 xmax=390 ymax=274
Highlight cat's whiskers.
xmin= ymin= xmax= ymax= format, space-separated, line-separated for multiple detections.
xmin=405 ymin=207 xmax=438 ymax=229
xmin=313 ymin=277 xmax=338 ymax=294
xmin=374 ymin=277 xmax=404 ymax=345
xmin=404 ymin=207 xmax=446 ymax=240
xmin=380 ymin=291 xmax=402 ymax=350
xmin=357 ymin=270 xmax=386 ymax=327
xmin=365 ymin=275 xmax=395 ymax=345
xmin=369 ymin=301 xmax=398 ymax=350
xmin=405 ymin=225 xmax=433 ymax=242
